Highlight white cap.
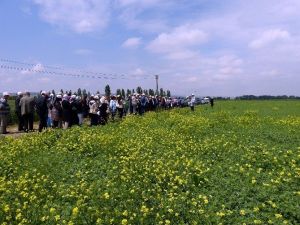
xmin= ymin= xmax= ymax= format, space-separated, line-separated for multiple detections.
xmin=94 ymin=95 xmax=99 ymax=100
xmin=191 ymin=93 xmax=194 ymax=96
xmin=41 ymin=91 xmax=47 ymax=95
xmin=17 ymin=91 xmax=23 ymax=96
xmin=56 ymin=94 xmax=62 ymax=98
xmin=3 ymin=92 xmax=10 ymax=96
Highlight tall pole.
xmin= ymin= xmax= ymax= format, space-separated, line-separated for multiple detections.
xmin=155 ymin=75 xmax=159 ymax=95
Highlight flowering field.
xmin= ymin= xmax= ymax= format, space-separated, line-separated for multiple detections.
xmin=0 ymin=100 xmax=299 ymax=225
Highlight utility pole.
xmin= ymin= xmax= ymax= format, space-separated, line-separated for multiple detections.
xmin=155 ymin=75 xmax=159 ymax=95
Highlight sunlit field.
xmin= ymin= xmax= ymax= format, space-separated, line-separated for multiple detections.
xmin=0 ymin=100 xmax=299 ymax=224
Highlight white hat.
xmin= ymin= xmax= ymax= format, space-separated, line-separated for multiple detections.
xmin=94 ymin=95 xmax=99 ymax=100
xmin=17 ymin=91 xmax=23 ymax=96
xmin=3 ymin=92 xmax=10 ymax=96
xmin=191 ymin=93 xmax=194 ymax=96
xmin=56 ymin=94 xmax=62 ymax=98
xmin=41 ymin=91 xmax=47 ymax=95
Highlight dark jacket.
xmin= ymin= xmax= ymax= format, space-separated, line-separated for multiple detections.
xmin=62 ymin=100 xmax=71 ymax=122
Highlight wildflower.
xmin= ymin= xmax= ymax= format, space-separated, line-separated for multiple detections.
xmin=165 ymin=220 xmax=171 ymax=224
xmin=16 ymin=213 xmax=22 ymax=221
xmin=121 ymin=219 xmax=128 ymax=225
xmin=275 ymin=214 xmax=282 ymax=219
xmin=240 ymin=210 xmax=246 ymax=216
xmin=55 ymin=215 xmax=60 ymax=221
xmin=253 ymin=207 xmax=259 ymax=212
xmin=50 ymin=207 xmax=56 ymax=213
xmin=72 ymin=207 xmax=79 ymax=216
xmin=103 ymin=192 xmax=110 ymax=199
xmin=3 ymin=205 xmax=10 ymax=213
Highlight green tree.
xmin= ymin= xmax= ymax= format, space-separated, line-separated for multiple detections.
xmin=82 ymin=89 xmax=87 ymax=96
xmin=77 ymin=88 xmax=82 ymax=96
xmin=160 ymin=88 xmax=164 ymax=96
xmin=116 ymin=89 xmax=121 ymax=96
xmin=144 ymin=90 xmax=148 ymax=96
xmin=167 ymin=90 xmax=171 ymax=97
xmin=136 ymin=86 xmax=143 ymax=94
xmin=105 ymin=84 xmax=111 ymax=97
xmin=121 ymin=89 xmax=126 ymax=98
xmin=149 ymin=89 xmax=155 ymax=96
xmin=132 ymin=89 xmax=135 ymax=94
xmin=126 ymin=89 xmax=131 ymax=96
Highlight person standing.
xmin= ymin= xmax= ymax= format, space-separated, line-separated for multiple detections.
xmin=15 ymin=92 xmax=24 ymax=131
xmin=109 ymin=96 xmax=117 ymax=121
xmin=99 ymin=96 xmax=108 ymax=125
xmin=62 ymin=94 xmax=71 ymax=129
xmin=36 ymin=91 xmax=49 ymax=132
xmin=19 ymin=92 xmax=35 ymax=132
xmin=0 ymin=92 xmax=10 ymax=134
xmin=189 ymin=94 xmax=196 ymax=111
xmin=116 ymin=95 xmax=124 ymax=119
xmin=210 ymin=97 xmax=214 ymax=108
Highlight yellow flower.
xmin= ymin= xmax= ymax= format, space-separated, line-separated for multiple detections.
xmin=121 ymin=219 xmax=128 ymax=225
xmin=165 ymin=220 xmax=171 ymax=225
xmin=55 ymin=215 xmax=60 ymax=221
xmin=253 ymin=207 xmax=260 ymax=212
xmin=50 ymin=207 xmax=56 ymax=213
xmin=122 ymin=210 xmax=128 ymax=216
xmin=72 ymin=207 xmax=79 ymax=216
xmin=240 ymin=210 xmax=246 ymax=216
xmin=3 ymin=205 xmax=10 ymax=213
xmin=103 ymin=192 xmax=110 ymax=199
xmin=275 ymin=214 xmax=282 ymax=219
xmin=16 ymin=213 xmax=22 ymax=221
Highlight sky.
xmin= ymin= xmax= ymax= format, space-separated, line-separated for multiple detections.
xmin=0 ymin=0 xmax=300 ymax=97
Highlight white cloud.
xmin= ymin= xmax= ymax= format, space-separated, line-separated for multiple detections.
xmin=74 ymin=49 xmax=93 ymax=55
xmin=184 ymin=76 xmax=198 ymax=82
xmin=122 ymin=37 xmax=142 ymax=49
xmin=147 ymin=25 xmax=208 ymax=54
xmin=131 ymin=68 xmax=146 ymax=76
xmin=249 ymin=29 xmax=291 ymax=49
xmin=117 ymin=0 xmax=162 ymax=8
xmin=260 ymin=69 xmax=281 ymax=77
xmin=32 ymin=0 xmax=111 ymax=33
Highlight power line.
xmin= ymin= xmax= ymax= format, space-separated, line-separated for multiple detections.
xmin=0 ymin=58 xmax=154 ymax=80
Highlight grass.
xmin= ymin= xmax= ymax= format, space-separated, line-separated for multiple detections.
xmin=0 ymin=100 xmax=299 ymax=224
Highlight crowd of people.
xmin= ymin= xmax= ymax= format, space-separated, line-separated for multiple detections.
xmin=0 ymin=91 xmax=204 ymax=134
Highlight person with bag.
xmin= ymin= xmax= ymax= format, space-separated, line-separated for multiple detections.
xmin=0 ymin=92 xmax=10 ymax=134
xmin=15 ymin=92 xmax=24 ymax=131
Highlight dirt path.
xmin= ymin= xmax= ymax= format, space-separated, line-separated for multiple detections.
xmin=0 ymin=123 xmax=39 ymax=138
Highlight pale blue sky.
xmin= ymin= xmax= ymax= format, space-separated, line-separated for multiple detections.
xmin=1 ymin=0 xmax=300 ymax=96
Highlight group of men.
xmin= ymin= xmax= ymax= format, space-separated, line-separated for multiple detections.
xmin=0 ymin=91 xmax=202 ymax=134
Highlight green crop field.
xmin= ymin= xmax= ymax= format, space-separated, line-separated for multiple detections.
xmin=0 ymin=100 xmax=299 ymax=224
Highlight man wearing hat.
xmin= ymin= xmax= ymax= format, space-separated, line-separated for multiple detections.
xmin=0 ymin=92 xmax=11 ymax=134
xmin=20 ymin=92 xmax=35 ymax=132
xmin=36 ymin=91 xmax=49 ymax=132
xmin=189 ymin=94 xmax=196 ymax=111
xmin=15 ymin=92 xmax=24 ymax=131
